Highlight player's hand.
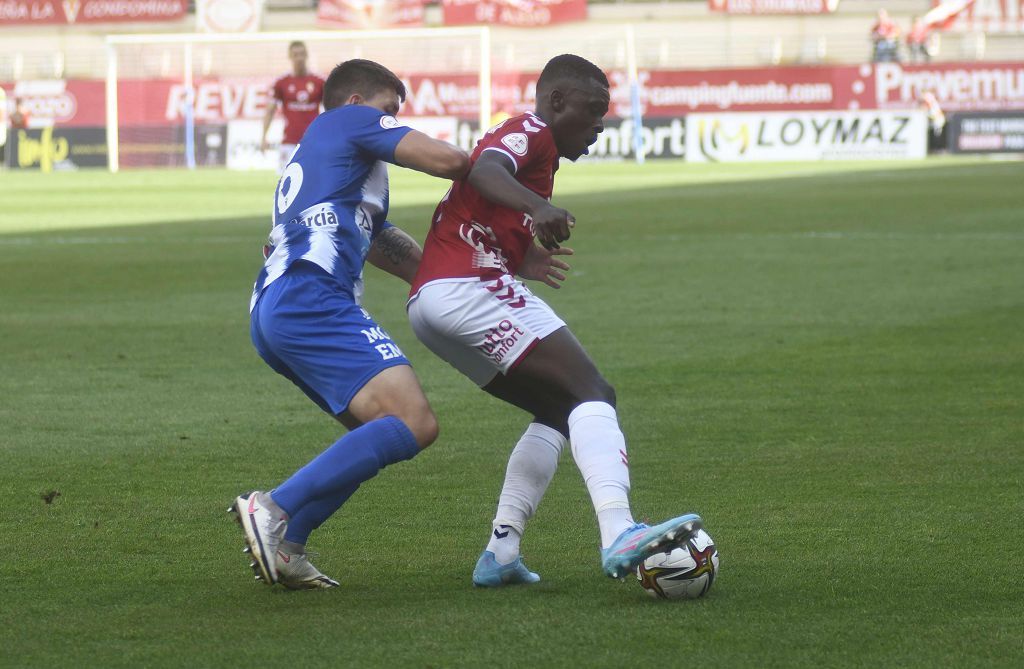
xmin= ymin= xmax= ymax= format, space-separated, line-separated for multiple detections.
xmin=259 ymin=138 xmax=269 ymax=152
xmin=531 ymin=203 xmax=575 ymax=250
xmin=519 ymin=244 xmax=573 ymax=289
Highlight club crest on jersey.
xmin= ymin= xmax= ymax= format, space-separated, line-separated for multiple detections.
xmin=380 ymin=115 xmax=403 ymax=130
xmin=501 ymin=133 xmax=529 ymax=156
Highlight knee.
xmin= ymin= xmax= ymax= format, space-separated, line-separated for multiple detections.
xmin=581 ymin=375 xmax=616 ymax=408
xmin=597 ymin=379 xmax=616 ymax=407
xmin=401 ymin=409 xmax=439 ymax=450
xmin=556 ymin=376 xmax=616 ymax=421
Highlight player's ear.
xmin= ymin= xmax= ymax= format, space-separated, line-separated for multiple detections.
xmin=548 ymin=88 xmax=566 ymax=113
xmin=345 ymin=93 xmax=364 ymax=106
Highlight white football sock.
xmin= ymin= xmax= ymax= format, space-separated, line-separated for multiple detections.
xmin=568 ymin=401 xmax=636 ymax=549
xmin=486 ymin=422 xmax=566 ymax=565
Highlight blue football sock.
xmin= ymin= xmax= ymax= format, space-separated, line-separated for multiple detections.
xmin=284 ymin=483 xmax=359 ymax=545
xmin=271 ymin=416 xmax=419 ymax=517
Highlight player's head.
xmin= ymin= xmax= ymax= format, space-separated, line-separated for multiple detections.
xmin=535 ymin=54 xmax=609 ymax=162
xmin=323 ymin=59 xmax=407 ymax=116
xmin=288 ymin=41 xmax=308 ymax=75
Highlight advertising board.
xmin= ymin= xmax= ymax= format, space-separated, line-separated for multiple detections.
xmin=685 ymin=111 xmax=928 ymax=162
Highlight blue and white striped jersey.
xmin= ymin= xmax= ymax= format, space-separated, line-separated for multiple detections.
xmin=250 ymin=103 xmax=412 ymax=311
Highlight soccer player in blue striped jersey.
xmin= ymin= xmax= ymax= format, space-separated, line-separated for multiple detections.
xmin=231 ymin=59 xmax=469 ymax=590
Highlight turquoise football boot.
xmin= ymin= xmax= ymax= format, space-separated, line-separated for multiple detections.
xmin=601 ymin=514 xmax=704 ymax=579
xmin=472 ymin=551 xmax=541 ymax=587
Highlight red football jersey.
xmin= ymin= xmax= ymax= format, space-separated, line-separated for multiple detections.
xmin=272 ymin=74 xmax=325 ymax=145
xmin=411 ymin=112 xmax=559 ymax=294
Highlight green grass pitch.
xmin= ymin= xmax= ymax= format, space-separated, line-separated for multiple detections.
xmin=1 ymin=158 xmax=1022 ymax=668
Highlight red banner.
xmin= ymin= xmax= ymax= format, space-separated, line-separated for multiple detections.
xmin=707 ymin=0 xmax=838 ymax=14
xmin=441 ymin=0 xmax=586 ymax=27
xmin=0 ymin=80 xmax=104 ymax=126
xmin=317 ymin=0 xmax=424 ymax=28
xmin=614 ymin=67 xmax=863 ymax=117
xmin=872 ymin=62 xmax=1024 ymax=111
xmin=935 ymin=0 xmax=1024 ymax=33
xmin=5 ymin=63 xmax=1021 ymax=131
xmin=0 ymin=0 xmax=185 ymax=25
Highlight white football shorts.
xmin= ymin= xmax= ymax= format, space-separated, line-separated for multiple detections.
xmin=407 ymin=275 xmax=566 ymax=386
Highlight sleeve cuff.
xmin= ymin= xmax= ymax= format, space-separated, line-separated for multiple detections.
xmin=481 ymin=146 xmax=519 ymax=174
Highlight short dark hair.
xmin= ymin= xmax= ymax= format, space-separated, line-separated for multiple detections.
xmin=323 ymin=59 xmax=407 ymax=110
xmin=288 ymin=41 xmax=306 ymax=52
xmin=536 ymin=54 xmax=609 ymax=93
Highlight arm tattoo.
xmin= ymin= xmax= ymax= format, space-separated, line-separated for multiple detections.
xmin=374 ymin=227 xmax=415 ymax=266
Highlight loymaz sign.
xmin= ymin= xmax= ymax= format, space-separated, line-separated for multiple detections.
xmin=685 ymin=110 xmax=928 ymax=162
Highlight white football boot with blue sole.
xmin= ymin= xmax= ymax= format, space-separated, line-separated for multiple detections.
xmin=472 ymin=551 xmax=541 ymax=587
xmin=601 ymin=514 xmax=704 ymax=579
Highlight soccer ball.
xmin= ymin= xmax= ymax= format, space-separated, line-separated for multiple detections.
xmin=636 ymin=529 xmax=719 ymax=600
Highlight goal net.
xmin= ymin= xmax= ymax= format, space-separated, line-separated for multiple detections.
xmin=104 ymin=28 xmax=492 ymax=172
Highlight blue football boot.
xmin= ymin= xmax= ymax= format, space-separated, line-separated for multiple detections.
xmin=472 ymin=551 xmax=541 ymax=587
xmin=601 ymin=514 xmax=704 ymax=579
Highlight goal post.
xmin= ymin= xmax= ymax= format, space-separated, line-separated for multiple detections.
xmin=104 ymin=27 xmax=492 ymax=172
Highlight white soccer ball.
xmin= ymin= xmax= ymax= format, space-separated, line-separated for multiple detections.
xmin=636 ymin=528 xmax=719 ymax=600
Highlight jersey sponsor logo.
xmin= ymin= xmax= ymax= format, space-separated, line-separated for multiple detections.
xmin=289 ymin=202 xmax=339 ymax=228
xmin=501 ymin=132 xmax=529 ymax=156
xmin=375 ymin=343 xmax=403 ymax=360
xmin=458 ymin=222 xmax=507 ymax=272
xmin=361 ymin=325 xmax=404 ymax=360
xmin=477 ymin=319 xmax=527 ymax=364
xmin=361 ymin=326 xmax=391 ymax=343
xmin=379 ymin=115 xmax=403 ymax=130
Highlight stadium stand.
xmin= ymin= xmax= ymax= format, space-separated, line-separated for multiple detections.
xmin=1 ymin=0 xmax=1022 ymax=81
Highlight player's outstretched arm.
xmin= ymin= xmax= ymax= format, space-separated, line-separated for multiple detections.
xmin=260 ymin=99 xmax=278 ymax=152
xmin=468 ymin=151 xmax=574 ymax=250
xmin=366 ymin=225 xmax=422 ymax=285
xmin=393 ymin=130 xmax=469 ymax=180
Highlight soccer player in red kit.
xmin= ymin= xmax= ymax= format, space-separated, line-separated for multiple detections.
xmin=261 ymin=41 xmax=325 ymax=171
xmin=408 ymin=54 xmax=706 ymax=586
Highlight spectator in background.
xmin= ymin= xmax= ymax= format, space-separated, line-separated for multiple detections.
xmin=921 ymin=90 xmax=946 ymax=153
xmin=871 ymin=9 xmax=901 ymax=62
xmin=907 ymin=16 xmax=932 ymax=63
xmin=261 ymin=41 xmax=325 ymax=172
xmin=10 ymin=97 xmax=29 ymax=129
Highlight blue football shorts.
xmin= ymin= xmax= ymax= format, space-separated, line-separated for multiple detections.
xmin=250 ymin=261 xmax=410 ymax=415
